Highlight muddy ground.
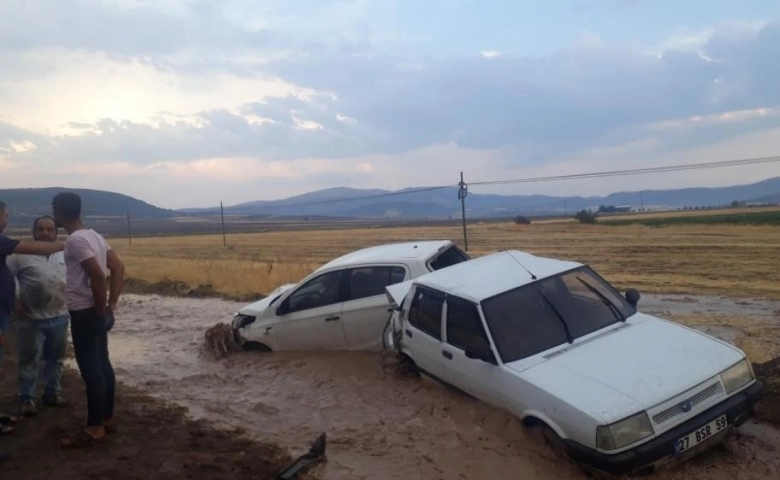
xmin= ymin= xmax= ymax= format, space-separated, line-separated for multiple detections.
xmin=0 ymin=331 xmax=320 ymax=480
xmin=1 ymin=290 xmax=778 ymax=479
xmin=71 ymin=292 xmax=778 ymax=480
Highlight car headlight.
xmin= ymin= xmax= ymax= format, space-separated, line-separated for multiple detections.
xmin=721 ymin=359 xmax=754 ymax=394
xmin=596 ymin=412 xmax=654 ymax=451
xmin=232 ymin=314 xmax=256 ymax=330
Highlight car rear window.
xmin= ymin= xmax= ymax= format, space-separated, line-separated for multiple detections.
xmin=428 ymin=245 xmax=470 ymax=271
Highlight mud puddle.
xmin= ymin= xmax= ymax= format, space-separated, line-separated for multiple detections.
xmin=97 ymin=293 xmax=780 ymax=480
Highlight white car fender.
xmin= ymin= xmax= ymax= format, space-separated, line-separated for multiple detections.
xmin=521 ymin=409 xmax=570 ymax=440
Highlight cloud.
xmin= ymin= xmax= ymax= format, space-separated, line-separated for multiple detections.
xmin=0 ymin=0 xmax=275 ymax=56
xmin=5 ymin=22 xmax=780 ymax=170
xmin=2 ymin=5 xmax=780 ymax=208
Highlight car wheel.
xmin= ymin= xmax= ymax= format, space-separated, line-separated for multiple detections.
xmin=397 ymin=353 xmax=421 ymax=377
xmin=243 ymin=341 xmax=272 ymax=352
xmin=541 ymin=424 xmax=570 ymax=458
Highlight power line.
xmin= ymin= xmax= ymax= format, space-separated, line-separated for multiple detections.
xmin=236 ymin=184 xmax=457 ymax=209
xmin=222 ymin=155 xmax=780 ymax=210
xmin=468 ymin=155 xmax=780 ymax=187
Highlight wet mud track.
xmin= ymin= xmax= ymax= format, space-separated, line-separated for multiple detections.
xmin=105 ymin=294 xmax=780 ymax=480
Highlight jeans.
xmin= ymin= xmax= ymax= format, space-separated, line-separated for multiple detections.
xmin=0 ymin=308 xmax=10 ymax=363
xmin=70 ymin=307 xmax=115 ymax=426
xmin=16 ymin=315 xmax=70 ymax=402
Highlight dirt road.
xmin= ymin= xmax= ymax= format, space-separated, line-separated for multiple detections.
xmin=0 ymin=333 xmax=308 ymax=480
xmin=99 ymin=293 xmax=780 ymax=480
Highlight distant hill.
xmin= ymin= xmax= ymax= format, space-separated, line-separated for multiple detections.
xmin=0 ymin=188 xmax=174 ymax=222
xmin=182 ymin=177 xmax=780 ymax=219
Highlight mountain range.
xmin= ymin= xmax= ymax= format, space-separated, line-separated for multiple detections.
xmin=0 ymin=187 xmax=174 ymax=220
xmin=182 ymin=177 xmax=780 ymax=219
xmin=2 ymin=177 xmax=779 ymax=222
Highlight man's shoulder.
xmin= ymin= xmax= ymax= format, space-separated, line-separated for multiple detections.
xmin=0 ymin=234 xmax=20 ymax=257
xmin=66 ymin=229 xmax=106 ymax=245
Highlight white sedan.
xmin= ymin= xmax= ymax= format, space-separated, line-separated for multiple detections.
xmin=231 ymin=240 xmax=470 ymax=352
xmin=384 ymin=250 xmax=764 ymax=476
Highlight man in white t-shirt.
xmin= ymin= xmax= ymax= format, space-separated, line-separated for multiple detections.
xmin=51 ymin=192 xmax=125 ymax=448
xmin=6 ymin=216 xmax=71 ymax=417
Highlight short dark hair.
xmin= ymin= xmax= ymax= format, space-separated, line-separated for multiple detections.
xmin=0 ymin=201 xmax=6 ymax=213
xmin=32 ymin=215 xmax=56 ymax=233
xmin=52 ymin=192 xmax=82 ymax=221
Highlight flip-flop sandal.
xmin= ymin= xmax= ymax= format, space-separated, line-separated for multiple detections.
xmin=59 ymin=430 xmax=107 ymax=449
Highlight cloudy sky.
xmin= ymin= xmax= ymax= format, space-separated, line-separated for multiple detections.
xmin=1 ymin=0 xmax=779 ymax=208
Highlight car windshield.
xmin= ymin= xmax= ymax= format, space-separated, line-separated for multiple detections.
xmin=480 ymin=266 xmax=636 ymax=363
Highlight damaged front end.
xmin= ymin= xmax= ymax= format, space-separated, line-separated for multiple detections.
xmin=231 ymin=313 xmax=256 ymax=346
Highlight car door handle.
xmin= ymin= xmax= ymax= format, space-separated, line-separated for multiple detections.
xmin=404 ymin=329 xmax=413 ymax=338
xmin=324 ymin=316 xmax=340 ymax=322
xmin=442 ymin=350 xmax=453 ymax=359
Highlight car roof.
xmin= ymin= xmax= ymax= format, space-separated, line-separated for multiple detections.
xmin=411 ymin=250 xmax=583 ymax=303
xmin=315 ymin=240 xmax=456 ymax=272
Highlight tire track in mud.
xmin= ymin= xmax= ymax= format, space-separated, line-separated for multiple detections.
xmin=102 ymin=294 xmax=780 ymax=480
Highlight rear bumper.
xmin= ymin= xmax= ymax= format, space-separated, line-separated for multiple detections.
xmin=565 ymin=380 xmax=765 ymax=475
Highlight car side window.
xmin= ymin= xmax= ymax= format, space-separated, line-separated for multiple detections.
xmin=446 ymin=296 xmax=490 ymax=352
xmin=408 ymin=287 xmax=444 ymax=340
xmin=285 ymin=270 xmax=343 ymax=313
xmin=346 ymin=266 xmax=407 ymax=301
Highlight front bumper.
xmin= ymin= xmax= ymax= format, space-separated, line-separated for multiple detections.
xmin=565 ymin=380 xmax=765 ymax=475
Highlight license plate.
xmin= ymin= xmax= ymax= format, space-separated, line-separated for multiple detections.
xmin=674 ymin=415 xmax=728 ymax=454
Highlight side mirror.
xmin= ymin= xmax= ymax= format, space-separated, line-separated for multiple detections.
xmin=625 ymin=288 xmax=641 ymax=308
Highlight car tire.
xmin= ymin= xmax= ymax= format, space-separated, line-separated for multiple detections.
xmin=243 ymin=341 xmax=272 ymax=352
xmin=397 ymin=353 xmax=421 ymax=377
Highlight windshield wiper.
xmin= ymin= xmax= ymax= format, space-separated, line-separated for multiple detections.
xmin=576 ymin=277 xmax=626 ymax=322
xmin=538 ymin=291 xmax=573 ymax=344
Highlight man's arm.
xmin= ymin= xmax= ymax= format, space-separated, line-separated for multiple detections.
xmin=81 ymin=257 xmax=108 ymax=317
xmin=106 ymin=249 xmax=124 ymax=312
xmin=13 ymin=240 xmax=64 ymax=255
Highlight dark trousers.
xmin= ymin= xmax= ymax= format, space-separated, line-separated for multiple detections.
xmin=69 ymin=307 xmax=115 ymax=426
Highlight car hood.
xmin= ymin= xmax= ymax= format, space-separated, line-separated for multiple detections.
xmin=506 ymin=313 xmax=744 ymax=423
xmin=237 ymin=283 xmax=297 ymax=317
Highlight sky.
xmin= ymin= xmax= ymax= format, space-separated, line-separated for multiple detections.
xmin=1 ymin=0 xmax=779 ymax=209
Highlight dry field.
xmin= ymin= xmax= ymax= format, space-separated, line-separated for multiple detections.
xmin=112 ymin=221 xmax=780 ymax=301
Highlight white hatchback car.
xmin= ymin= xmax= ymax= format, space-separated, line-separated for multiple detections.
xmin=231 ymin=240 xmax=470 ymax=352
xmin=384 ymin=250 xmax=764 ymax=475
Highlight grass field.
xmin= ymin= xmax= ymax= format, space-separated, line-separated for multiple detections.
xmin=111 ymin=220 xmax=780 ymax=301
xmin=603 ymin=209 xmax=780 ymax=227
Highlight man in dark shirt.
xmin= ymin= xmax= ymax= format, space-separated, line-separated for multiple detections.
xmin=0 ymin=201 xmax=65 ymax=460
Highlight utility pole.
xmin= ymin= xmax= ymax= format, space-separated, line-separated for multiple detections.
xmin=640 ymin=191 xmax=645 ymax=210
xmin=458 ymin=172 xmax=469 ymax=251
xmin=126 ymin=212 xmax=132 ymax=246
xmin=220 ymin=201 xmax=227 ymax=246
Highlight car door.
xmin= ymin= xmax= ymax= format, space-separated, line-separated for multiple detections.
xmin=272 ymin=269 xmax=348 ymax=351
xmin=339 ymin=265 xmax=408 ymax=351
xmin=439 ymin=295 xmax=505 ymax=408
xmin=402 ymin=286 xmax=446 ymax=380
